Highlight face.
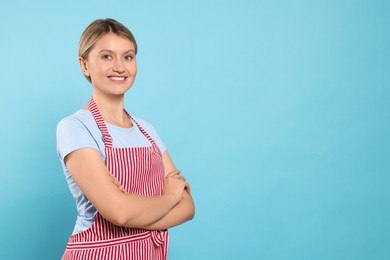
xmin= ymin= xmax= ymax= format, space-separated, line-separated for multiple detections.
xmin=79 ymin=32 xmax=137 ymax=97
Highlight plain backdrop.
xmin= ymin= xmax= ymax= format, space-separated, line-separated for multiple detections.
xmin=0 ymin=1 xmax=389 ymax=259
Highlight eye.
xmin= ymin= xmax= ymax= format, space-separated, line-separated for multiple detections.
xmin=124 ymin=55 xmax=134 ymax=61
xmin=102 ymin=54 xmax=112 ymax=60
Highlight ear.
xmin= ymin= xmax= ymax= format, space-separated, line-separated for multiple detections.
xmin=78 ymin=57 xmax=90 ymax=77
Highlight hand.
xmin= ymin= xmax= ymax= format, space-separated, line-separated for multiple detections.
xmin=167 ymin=170 xmax=191 ymax=193
xmin=163 ymin=170 xmax=189 ymax=202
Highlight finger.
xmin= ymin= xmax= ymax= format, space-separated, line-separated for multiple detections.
xmin=184 ymin=181 xmax=191 ymax=193
xmin=172 ymin=174 xmax=185 ymax=181
xmin=171 ymin=170 xmax=181 ymax=175
xmin=167 ymin=170 xmax=181 ymax=177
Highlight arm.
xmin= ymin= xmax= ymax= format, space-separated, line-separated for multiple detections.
xmin=142 ymin=151 xmax=195 ymax=230
xmin=142 ymin=190 xmax=194 ymax=230
xmin=65 ymin=148 xmax=186 ymax=228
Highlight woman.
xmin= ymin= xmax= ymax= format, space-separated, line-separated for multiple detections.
xmin=56 ymin=18 xmax=195 ymax=259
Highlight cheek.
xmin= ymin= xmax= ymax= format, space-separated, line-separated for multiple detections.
xmin=92 ymin=63 xmax=110 ymax=75
xmin=132 ymin=63 xmax=137 ymax=74
xmin=88 ymin=64 xmax=109 ymax=83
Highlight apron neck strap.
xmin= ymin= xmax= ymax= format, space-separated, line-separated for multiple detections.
xmin=88 ymin=97 xmax=157 ymax=148
xmin=124 ymin=110 xmax=156 ymax=145
xmin=88 ymin=98 xmax=113 ymax=148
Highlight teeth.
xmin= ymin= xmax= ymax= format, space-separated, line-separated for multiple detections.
xmin=110 ymin=77 xmax=125 ymax=81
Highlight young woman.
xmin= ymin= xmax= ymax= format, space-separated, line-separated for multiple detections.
xmin=56 ymin=18 xmax=195 ymax=259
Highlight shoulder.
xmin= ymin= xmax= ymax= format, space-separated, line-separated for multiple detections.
xmin=57 ymin=109 xmax=96 ymax=133
xmin=56 ymin=109 xmax=101 ymax=160
xmin=130 ymin=116 xmax=161 ymax=138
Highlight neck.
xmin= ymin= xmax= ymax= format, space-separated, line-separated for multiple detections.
xmin=88 ymin=93 xmax=132 ymax=128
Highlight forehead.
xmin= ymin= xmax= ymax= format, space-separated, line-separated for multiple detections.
xmin=93 ymin=32 xmax=135 ymax=52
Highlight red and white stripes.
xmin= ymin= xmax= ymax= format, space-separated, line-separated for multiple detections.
xmin=62 ymin=98 xmax=168 ymax=259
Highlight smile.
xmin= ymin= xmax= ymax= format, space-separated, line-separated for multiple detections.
xmin=108 ymin=76 xmax=127 ymax=82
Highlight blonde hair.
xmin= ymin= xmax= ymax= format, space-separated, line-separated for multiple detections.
xmin=78 ymin=18 xmax=138 ymax=82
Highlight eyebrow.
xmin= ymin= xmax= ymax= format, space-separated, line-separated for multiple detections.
xmin=98 ymin=49 xmax=135 ymax=54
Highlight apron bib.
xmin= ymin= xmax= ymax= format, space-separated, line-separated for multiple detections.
xmin=62 ymin=98 xmax=168 ymax=260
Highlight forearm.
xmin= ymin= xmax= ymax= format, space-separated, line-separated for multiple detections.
xmin=142 ymin=191 xmax=195 ymax=230
xmin=115 ymin=192 xmax=180 ymax=228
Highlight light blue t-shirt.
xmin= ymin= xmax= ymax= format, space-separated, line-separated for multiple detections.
xmin=56 ymin=109 xmax=166 ymax=234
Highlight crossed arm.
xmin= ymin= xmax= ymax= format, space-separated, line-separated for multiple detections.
xmin=65 ymin=148 xmax=195 ymax=230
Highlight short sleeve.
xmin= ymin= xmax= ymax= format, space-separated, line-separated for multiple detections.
xmin=56 ymin=117 xmax=100 ymax=161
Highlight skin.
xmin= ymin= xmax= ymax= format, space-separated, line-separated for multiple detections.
xmin=66 ymin=32 xmax=195 ymax=229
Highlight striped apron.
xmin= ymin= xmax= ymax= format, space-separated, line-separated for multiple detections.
xmin=62 ymin=98 xmax=168 ymax=260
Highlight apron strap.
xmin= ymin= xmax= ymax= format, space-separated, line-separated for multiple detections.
xmin=88 ymin=98 xmax=157 ymax=148
xmin=88 ymin=98 xmax=113 ymax=148
xmin=124 ymin=110 xmax=156 ymax=145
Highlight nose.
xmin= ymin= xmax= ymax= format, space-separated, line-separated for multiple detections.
xmin=112 ymin=60 xmax=125 ymax=73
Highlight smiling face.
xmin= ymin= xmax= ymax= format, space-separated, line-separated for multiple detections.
xmin=79 ymin=32 xmax=137 ymax=98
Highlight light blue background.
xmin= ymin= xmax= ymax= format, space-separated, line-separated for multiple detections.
xmin=0 ymin=1 xmax=389 ymax=259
